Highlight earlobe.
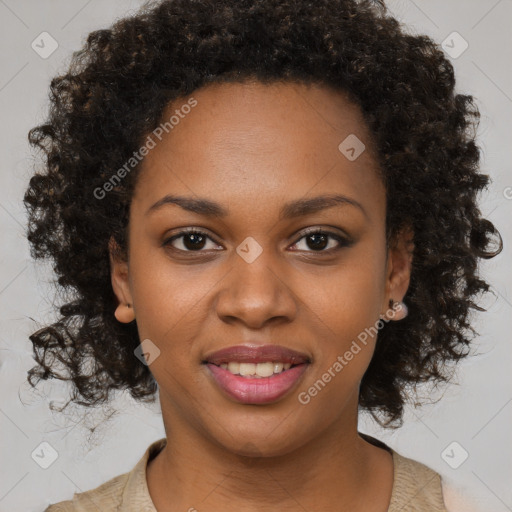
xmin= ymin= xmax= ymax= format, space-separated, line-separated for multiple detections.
xmin=387 ymin=299 xmax=408 ymax=321
xmin=114 ymin=301 xmax=136 ymax=323
xmin=109 ymin=236 xmax=135 ymax=323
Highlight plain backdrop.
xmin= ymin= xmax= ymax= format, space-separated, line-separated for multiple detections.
xmin=0 ymin=1 xmax=511 ymax=511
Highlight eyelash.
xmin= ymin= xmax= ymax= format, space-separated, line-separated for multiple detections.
xmin=163 ymin=227 xmax=352 ymax=255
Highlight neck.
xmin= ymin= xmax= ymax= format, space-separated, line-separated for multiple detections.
xmin=147 ymin=394 xmax=392 ymax=512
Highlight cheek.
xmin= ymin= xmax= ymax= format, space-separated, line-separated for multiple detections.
xmin=128 ymin=256 xmax=210 ymax=401
xmin=298 ymin=241 xmax=387 ymax=395
xmin=295 ymin=269 xmax=383 ymax=418
xmin=308 ymin=248 xmax=386 ymax=338
xmin=128 ymin=245 xmax=214 ymax=350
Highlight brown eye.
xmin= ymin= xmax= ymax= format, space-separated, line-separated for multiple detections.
xmin=163 ymin=230 xmax=222 ymax=252
xmin=290 ymin=229 xmax=352 ymax=253
xmin=304 ymin=232 xmax=329 ymax=251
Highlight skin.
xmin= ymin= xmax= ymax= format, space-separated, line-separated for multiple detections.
xmin=110 ymin=80 xmax=413 ymax=512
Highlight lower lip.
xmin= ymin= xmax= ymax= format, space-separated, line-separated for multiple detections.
xmin=205 ymin=363 xmax=309 ymax=404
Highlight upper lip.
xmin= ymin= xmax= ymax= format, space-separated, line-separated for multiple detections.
xmin=203 ymin=344 xmax=311 ymax=365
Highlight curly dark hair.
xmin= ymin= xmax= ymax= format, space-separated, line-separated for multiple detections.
xmin=23 ymin=0 xmax=502 ymax=427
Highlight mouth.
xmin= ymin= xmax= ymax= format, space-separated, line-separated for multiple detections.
xmin=202 ymin=344 xmax=311 ymax=404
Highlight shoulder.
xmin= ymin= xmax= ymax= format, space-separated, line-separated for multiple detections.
xmin=359 ymin=432 xmax=448 ymax=512
xmin=389 ymin=450 xmax=448 ymax=512
xmin=44 ymin=470 xmax=131 ymax=512
xmin=44 ymin=438 xmax=166 ymax=512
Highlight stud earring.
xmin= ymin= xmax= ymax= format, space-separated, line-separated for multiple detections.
xmin=126 ymin=303 xmax=132 ymax=308
xmin=388 ymin=298 xmax=408 ymax=321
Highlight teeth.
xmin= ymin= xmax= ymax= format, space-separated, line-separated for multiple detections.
xmin=218 ymin=361 xmax=295 ymax=377
xmin=253 ymin=362 xmax=274 ymax=377
xmin=227 ymin=362 xmax=239 ymax=374
xmin=239 ymin=363 xmax=256 ymax=376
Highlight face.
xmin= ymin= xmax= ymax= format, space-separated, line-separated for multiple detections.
xmin=110 ymin=80 xmax=412 ymax=456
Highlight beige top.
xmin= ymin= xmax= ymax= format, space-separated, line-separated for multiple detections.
xmin=44 ymin=435 xmax=448 ymax=511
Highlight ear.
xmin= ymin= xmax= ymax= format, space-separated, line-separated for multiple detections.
xmin=109 ymin=236 xmax=135 ymax=323
xmin=381 ymin=224 xmax=414 ymax=318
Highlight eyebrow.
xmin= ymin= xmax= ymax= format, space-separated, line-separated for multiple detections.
xmin=146 ymin=193 xmax=367 ymax=220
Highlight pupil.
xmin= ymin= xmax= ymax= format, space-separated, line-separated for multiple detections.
xmin=184 ymin=233 xmax=205 ymax=250
xmin=308 ymin=233 xmax=327 ymax=250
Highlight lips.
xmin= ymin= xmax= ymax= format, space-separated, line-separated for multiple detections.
xmin=203 ymin=344 xmax=311 ymax=404
xmin=203 ymin=344 xmax=311 ymax=365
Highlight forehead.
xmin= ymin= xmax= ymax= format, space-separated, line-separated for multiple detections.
xmin=132 ymin=80 xmax=384 ymax=219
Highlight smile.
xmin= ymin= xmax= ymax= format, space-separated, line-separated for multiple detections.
xmin=203 ymin=344 xmax=311 ymax=404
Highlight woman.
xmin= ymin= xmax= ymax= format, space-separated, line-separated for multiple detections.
xmin=24 ymin=0 xmax=502 ymax=510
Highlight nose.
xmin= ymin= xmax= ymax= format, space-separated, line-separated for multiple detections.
xmin=215 ymin=248 xmax=298 ymax=329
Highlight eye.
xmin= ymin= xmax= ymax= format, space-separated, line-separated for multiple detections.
xmin=163 ymin=227 xmax=352 ymax=255
xmin=290 ymin=228 xmax=352 ymax=253
xmin=163 ymin=229 xmax=222 ymax=252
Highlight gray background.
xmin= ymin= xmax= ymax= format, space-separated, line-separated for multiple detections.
xmin=0 ymin=1 xmax=510 ymax=511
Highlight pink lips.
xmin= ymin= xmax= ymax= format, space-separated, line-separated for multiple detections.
xmin=203 ymin=344 xmax=310 ymax=405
